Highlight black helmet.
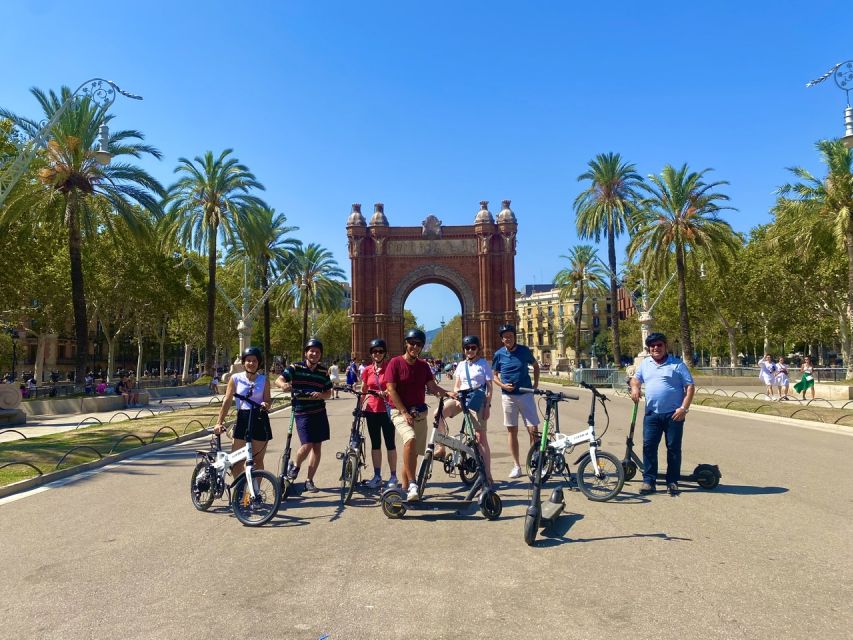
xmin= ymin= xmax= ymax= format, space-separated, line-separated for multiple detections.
xmin=369 ymin=338 xmax=387 ymax=352
xmin=304 ymin=338 xmax=323 ymax=353
xmin=645 ymin=332 xmax=667 ymax=347
xmin=498 ymin=323 xmax=516 ymax=336
xmin=462 ymin=335 xmax=480 ymax=348
xmin=404 ymin=328 xmax=426 ymax=344
xmin=241 ymin=346 xmax=262 ymax=362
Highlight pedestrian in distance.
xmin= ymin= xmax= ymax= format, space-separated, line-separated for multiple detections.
xmin=630 ymin=332 xmax=695 ymax=496
xmin=360 ymin=338 xmax=399 ymax=489
xmin=794 ymin=355 xmax=816 ymax=399
xmin=491 ymin=323 xmax=540 ymax=479
xmin=328 ymin=360 xmax=341 ymax=398
xmin=384 ymin=328 xmax=454 ymax=502
xmin=274 ymin=338 xmax=333 ymax=493
xmin=758 ymin=354 xmax=777 ymax=400
xmin=776 ymin=356 xmax=790 ymax=400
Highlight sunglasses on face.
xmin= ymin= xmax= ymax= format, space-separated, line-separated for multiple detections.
xmin=464 ymin=345 xmax=478 ymax=351
xmin=406 ymin=341 xmax=424 ymax=348
xmin=371 ymin=349 xmax=385 ymax=355
xmin=648 ymin=343 xmax=665 ymax=349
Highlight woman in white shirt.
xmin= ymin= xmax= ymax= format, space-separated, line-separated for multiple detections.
xmin=438 ymin=335 xmax=494 ymax=486
xmin=758 ymin=354 xmax=777 ymax=400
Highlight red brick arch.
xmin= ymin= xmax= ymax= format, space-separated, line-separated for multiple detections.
xmin=347 ymin=201 xmax=518 ymax=360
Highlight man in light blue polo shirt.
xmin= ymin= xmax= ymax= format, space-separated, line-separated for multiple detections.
xmin=630 ymin=332 xmax=695 ymax=495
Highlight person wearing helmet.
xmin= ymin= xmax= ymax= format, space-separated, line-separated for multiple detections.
xmin=384 ymin=328 xmax=454 ymax=502
xmin=274 ymin=338 xmax=333 ymax=493
xmin=630 ymin=332 xmax=695 ymax=496
xmin=214 ymin=347 xmax=273 ymax=479
xmin=492 ymin=323 xmax=541 ymax=479
xmin=360 ymin=338 xmax=399 ymax=489
xmin=439 ymin=335 xmax=494 ymax=485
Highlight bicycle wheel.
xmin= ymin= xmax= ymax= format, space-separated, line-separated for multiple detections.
xmin=230 ymin=470 xmax=281 ymax=526
xmin=523 ymin=508 xmax=540 ymax=546
xmin=576 ymin=450 xmax=625 ymax=502
xmin=622 ymin=459 xmax=638 ymax=482
xmin=340 ymin=452 xmax=359 ymax=505
xmin=458 ymin=454 xmax=479 ymax=486
xmin=416 ymin=450 xmax=433 ymax=499
xmin=190 ymin=461 xmax=215 ymax=511
xmin=381 ymin=489 xmax=407 ymax=518
xmin=525 ymin=444 xmax=553 ymax=483
xmin=479 ymin=491 xmax=502 ymax=520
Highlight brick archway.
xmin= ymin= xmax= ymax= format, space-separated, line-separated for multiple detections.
xmin=347 ymin=200 xmax=518 ymax=360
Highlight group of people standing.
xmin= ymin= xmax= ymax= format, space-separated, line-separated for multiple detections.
xmin=758 ymin=354 xmax=815 ymax=400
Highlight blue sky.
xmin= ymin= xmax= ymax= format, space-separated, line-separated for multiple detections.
xmin=2 ymin=1 xmax=851 ymax=331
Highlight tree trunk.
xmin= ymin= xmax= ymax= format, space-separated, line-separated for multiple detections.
xmin=846 ymin=232 xmax=853 ymax=379
xmin=135 ymin=324 xmax=143 ymax=378
xmin=674 ymin=243 xmax=692 ymax=363
xmin=66 ymin=194 xmax=89 ymax=385
xmin=727 ymin=327 xmax=738 ymax=370
xmin=204 ymin=229 xmax=217 ymax=377
xmin=607 ymin=225 xmax=621 ymax=365
xmin=574 ymin=287 xmax=585 ymax=364
xmin=158 ymin=320 xmax=166 ymax=383
xmin=302 ymin=290 xmax=310 ymax=348
xmin=106 ymin=334 xmax=116 ymax=383
xmin=262 ymin=260 xmax=272 ymax=371
xmin=182 ymin=343 xmax=191 ymax=383
xmin=34 ymin=333 xmax=46 ymax=383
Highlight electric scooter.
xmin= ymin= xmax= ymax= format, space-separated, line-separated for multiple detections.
xmin=622 ymin=400 xmax=722 ymax=490
xmin=278 ymin=389 xmax=314 ymax=499
xmin=380 ymin=392 xmax=502 ymax=520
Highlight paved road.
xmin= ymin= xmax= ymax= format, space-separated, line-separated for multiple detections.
xmin=1 ymin=383 xmax=851 ymax=639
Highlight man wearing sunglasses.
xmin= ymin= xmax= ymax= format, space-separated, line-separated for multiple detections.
xmin=630 ymin=332 xmax=695 ymax=496
xmin=384 ymin=328 xmax=454 ymax=502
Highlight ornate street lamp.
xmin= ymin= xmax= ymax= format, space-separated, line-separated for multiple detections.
xmin=0 ymin=78 xmax=142 ymax=207
xmin=807 ymin=61 xmax=853 ymax=149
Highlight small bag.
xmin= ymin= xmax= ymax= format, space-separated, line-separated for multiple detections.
xmin=464 ymin=361 xmax=486 ymax=412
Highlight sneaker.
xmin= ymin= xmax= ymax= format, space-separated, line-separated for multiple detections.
xmin=366 ymin=475 xmax=383 ymax=489
xmin=386 ymin=475 xmax=399 ymax=489
xmin=406 ymin=483 xmax=419 ymax=502
xmin=508 ymin=465 xmax=523 ymax=479
xmin=286 ymin=461 xmax=298 ymax=481
xmin=639 ymin=482 xmax=656 ymax=495
xmin=668 ymin=482 xmax=680 ymax=496
xmin=304 ymin=479 xmax=318 ymax=493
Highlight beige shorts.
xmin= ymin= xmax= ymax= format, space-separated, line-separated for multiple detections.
xmin=390 ymin=408 xmax=429 ymax=455
xmin=442 ymin=398 xmax=487 ymax=432
xmin=501 ymin=392 xmax=540 ymax=429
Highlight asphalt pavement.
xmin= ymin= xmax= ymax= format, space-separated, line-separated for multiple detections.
xmin=0 ymin=382 xmax=851 ymax=639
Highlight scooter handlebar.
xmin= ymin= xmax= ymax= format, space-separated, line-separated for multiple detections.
xmin=517 ymin=387 xmax=579 ymax=401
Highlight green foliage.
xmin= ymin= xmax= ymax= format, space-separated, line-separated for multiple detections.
xmin=429 ymin=315 xmax=462 ymax=360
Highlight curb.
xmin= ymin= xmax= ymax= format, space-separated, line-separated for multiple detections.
xmin=688 ymin=402 xmax=853 ymax=436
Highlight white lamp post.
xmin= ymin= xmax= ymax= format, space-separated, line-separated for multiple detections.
xmin=807 ymin=60 xmax=853 ymax=149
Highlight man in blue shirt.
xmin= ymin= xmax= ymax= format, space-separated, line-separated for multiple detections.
xmin=630 ymin=332 xmax=695 ymax=495
xmin=492 ymin=324 xmax=540 ymax=479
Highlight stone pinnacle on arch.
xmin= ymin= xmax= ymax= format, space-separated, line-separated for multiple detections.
xmin=346 ymin=203 xmax=366 ymax=226
xmin=496 ymin=199 xmax=516 ymax=224
xmin=474 ymin=200 xmax=494 ymax=224
xmin=370 ymin=202 xmax=389 ymax=226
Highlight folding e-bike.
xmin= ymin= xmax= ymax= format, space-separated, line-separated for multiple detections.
xmin=380 ymin=391 xmax=502 ymax=520
xmin=190 ymin=388 xmax=281 ymax=526
xmin=336 ymin=385 xmax=384 ymax=504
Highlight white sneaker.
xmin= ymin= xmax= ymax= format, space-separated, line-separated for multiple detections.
xmin=406 ymin=483 xmax=419 ymax=502
xmin=366 ymin=475 xmax=383 ymax=489
xmin=508 ymin=465 xmax=523 ymax=479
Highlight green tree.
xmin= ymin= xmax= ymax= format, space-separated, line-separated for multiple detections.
xmin=553 ymin=244 xmax=608 ymax=363
xmin=773 ymin=139 xmax=853 ymax=377
xmin=574 ymin=152 xmax=644 ymax=365
xmin=162 ymin=149 xmax=266 ymax=376
xmin=1 ymin=87 xmax=165 ymax=382
xmin=628 ymin=164 xmax=740 ymax=363
xmin=430 ymin=316 xmax=462 ymax=360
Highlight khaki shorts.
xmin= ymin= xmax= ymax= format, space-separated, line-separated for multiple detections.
xmin=442 ymin=398 xmax=487 ymax=432
xmin=501 ymin=392 xmax=540 ymax=429
xmin=390 ymin=408 xmax=429 ymax=455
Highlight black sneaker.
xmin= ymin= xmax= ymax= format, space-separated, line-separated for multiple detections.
xmin=639 ymin=482 xmax=656 ymax=495
xmin=668 ymin=482 xmax=680 ymax=496
xmin=304 ymin=479 xmax=318 ymax=492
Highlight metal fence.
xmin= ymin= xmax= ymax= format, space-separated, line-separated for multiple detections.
xmin=571 ymin=368 xmax=624 ymax=387
xmin=693 ymin=366 xmax=848 ymax=382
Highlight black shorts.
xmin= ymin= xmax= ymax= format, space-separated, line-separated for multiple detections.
xmin=364 ymin=411 xmax=396 ymax=451
xmin=295 ymin=412 xmax=330 ymax=444
xmin=233 ymin=410 xmax=273 ymax=442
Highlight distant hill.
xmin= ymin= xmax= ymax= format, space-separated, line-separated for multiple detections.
xmin=424 ymin=327 xmax=441 ymax=350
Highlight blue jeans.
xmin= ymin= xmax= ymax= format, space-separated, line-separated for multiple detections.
xmin=642 ymin=410 xmax=684 ymax=485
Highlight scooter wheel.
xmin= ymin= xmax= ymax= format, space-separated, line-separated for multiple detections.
xmin=523 ymin=508 xmax=541 ymax=546
xmin=622 ymin=460 xmax=637 ymax=482
xmin=694 ymin=464 xmax=721 ymax=490
xmin=479 ymin=491 xmax=502 ymax=520
xmin=381 ymin=489 xmax=407 ymax=519
xmin=281 ymin=478 xmax=292 ymax=501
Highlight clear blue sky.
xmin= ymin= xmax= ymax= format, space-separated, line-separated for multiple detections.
xmin=3 ymin=1 xmax=851 ymax=331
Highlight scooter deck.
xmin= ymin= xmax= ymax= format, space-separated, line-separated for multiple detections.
xmin=540 ymin=500 xmax=565 ymax=524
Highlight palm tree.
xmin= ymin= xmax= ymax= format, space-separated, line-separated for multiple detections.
xmin=628 ymin=163 xmax=740 ymax=363
xmin=773 ymin=139 xmax=853 ymax=377
xmin=0 ymin=87 xmax=164 ymax=383
xmin=574 ymin=152 xmax=644 ymax=365
xmin=553 ymin=245 xmax=609 ymax=363
xmin=281 ymin=243 xmax=345 ymax=347
xmin=162 ymin=149 xmax=266 ymax=376
xmin=229 ymin=205 xmax=301 ymax=367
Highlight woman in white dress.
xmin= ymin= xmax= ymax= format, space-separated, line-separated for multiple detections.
xmin=758 ymin=354 xmax=777 ymax=400
xmin=776 ymin=356 xmax=790 ymax=400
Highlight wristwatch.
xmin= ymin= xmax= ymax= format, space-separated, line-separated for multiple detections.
xmin=680 ymin=406 xmax=689 ymax=413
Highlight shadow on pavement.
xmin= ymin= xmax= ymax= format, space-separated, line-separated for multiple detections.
xmin=538 ymin=528 xmax=692 ymax=548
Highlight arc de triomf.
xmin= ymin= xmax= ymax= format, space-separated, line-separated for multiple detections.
xmin=347 ymin=200 xmax=518 ymax=360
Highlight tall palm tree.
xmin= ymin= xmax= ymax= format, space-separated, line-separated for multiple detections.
xmin=628 ymin=163 xmax=739 ymax=363
xmin=162 ymin=149 xmax=265 ymax=376
xmin=773 ymin=139 xmax=853 ymax=378
xmin=0 ymin=87 xmax=164 ymax=383
xmin=574 ymin=152 xmax=644 ymax=365
xmin=280 ymin=243 xmax=345 ymax=347
xmin=553 ymin=245 xmax=609 ymax=363
xmin=229 ymin=205 xmax=301 ymax=367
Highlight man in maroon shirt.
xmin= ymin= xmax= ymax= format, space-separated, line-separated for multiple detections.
xmin=385 ymin=328 xmax=453 ymax=502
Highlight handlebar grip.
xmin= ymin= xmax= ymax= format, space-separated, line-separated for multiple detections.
xmin=517 ymin=387 xmax=538 ymax=394
xmin=561 ymin=392 xmax=580 ymax=400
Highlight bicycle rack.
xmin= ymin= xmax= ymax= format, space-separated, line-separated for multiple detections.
xmin=76 ymin=416 xmax=102 ymax=429
xmin=833 ymin=413 xmax=853 ymax=425
xmin=712 ymin=388 xmax=729 ymax=396
xmin=182 ymin=419 xmax=205 ymax=434
xmin=0 ymin=429 xmax=28 ymax=440
xmin=806 ymin=398 xmax=832 ymax=407
xmin=134 ymin=408 xmax=156 ymax=419
xmin=208 ymin=396 xmax=221 ymax=405
xmin=723 ymin=399 xmax=745 ymax=410
xmin=108 ymin=412 xmax=131 ymax=423
xmin=107 ymin=434 xmax=146 ymax=455
xmin=55 ymin=446 xmax=103 ymax=470
xmin=731 ymin=390 xmax=749 ymax=398
xmin=0 ymin=461 xmax=43 ymax=476
xmin=149 ymin=426 xmax=179 ymax=443
xmin=157 ymin=405 xmax=175 ymax=414
xmin=753 ymin=404 xmax=781 ymax=416
xmin=789 ymin=408 xmax=824 ymax=422
xmin=840 ymin=400 xmax=853 ymax=410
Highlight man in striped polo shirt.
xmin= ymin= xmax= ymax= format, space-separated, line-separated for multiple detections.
xmin=275 ymin=338 xmax=333 ymax=492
